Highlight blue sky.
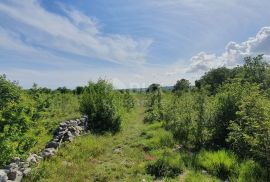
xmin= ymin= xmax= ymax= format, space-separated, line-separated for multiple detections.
xmin=1 ymin=0 xmax=270 ymax=88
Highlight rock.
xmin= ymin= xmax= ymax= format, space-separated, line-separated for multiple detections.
xmin=22 ymin=168 xmax=31 ymax=176
xmin=11 ymin=158 xmax=20 ymax=165
xmin=75 ymin=126 xmax=83 ymax=131
xmin=113 ymin=147 xmax=122 ymax=154
xmin=201 ymin=170 xmax=208 ymax=174
xmin=7 ymin=169 xmax=22 ymax=181
xmin=26 ymin=154 xmax=39 ymax=165
xmin=42 ymin=148 xmax=56 ymax=158
xmin=60 ymin=122 xmax=67 ymax=127
xmin=63 ymin=131 xmax=74 ymax=142
xmin=46 ymin=141 xmax=60 ymax=149
xmin=4 ymin=163 xmax=18 ymax=171
xmin=0 ymin=169 xmax=8 ymax=182
xmin=17 ymin=162 xmax=27 ymax=169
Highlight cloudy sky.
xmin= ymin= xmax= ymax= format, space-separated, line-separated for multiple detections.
xmin=1 ymin=0 xmax=270 ymax=88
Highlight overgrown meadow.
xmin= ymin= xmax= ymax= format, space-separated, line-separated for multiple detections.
xmin=1 ymin=55 xmax=270 ymax=181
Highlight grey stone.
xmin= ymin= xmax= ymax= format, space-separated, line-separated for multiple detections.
xmin=0 ymin=116 xmax=89 ymax=182
xmin=11 ymin=158 xmax=20 ymax=165
xmin=0 ymin=169 xmax=8 ymax=182
xmin=63 ymin=131 xmax=74 ymax=142
xmin=46 ymin=141 xmax=60 ymax=149
xmin=7 ymin=169 xmax=22 ymax=181
xmin=26 ymin=154 xmax=39 ymax=165
xmin=4 ymin=163 xmax=18 ymax=171
xmin=42 ymin=148 xmax=56 ymax=158
xmin=22 ymin=168 xmax=31 ymax=176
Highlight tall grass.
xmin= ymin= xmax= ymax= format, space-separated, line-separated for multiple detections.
xmin=195 ymin=150 xmax=238 ymax=179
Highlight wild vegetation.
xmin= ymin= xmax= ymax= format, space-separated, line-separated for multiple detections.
xmin=1 ymin=55 xmax=270 ymax=181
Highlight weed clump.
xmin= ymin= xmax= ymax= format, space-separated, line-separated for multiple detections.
xmin=195 ymin=150 xmax=238 ymax=179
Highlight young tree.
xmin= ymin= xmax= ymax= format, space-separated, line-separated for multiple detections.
xmin=228 ymin=88 xmax=270 ymax=176
xmin=144 ymin=83 xmax=163 ymax=123
xmin=80 ymin=80 xmax=122 ymax=133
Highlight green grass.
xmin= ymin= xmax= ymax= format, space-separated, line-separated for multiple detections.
xmin=24 ymin=98 xmax=221 ymax=182
xmin=184 ymin=170 xmax=219 ymax=182
xmin=30 ymin=93 xmax=81 ymax=153
xmin=24 ymin=106 xmax=156 ymax=182
xmin=195 ymin=150 xmax=238 ymax=180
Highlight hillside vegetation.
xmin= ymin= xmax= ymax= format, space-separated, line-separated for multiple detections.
xmin=1 ymin=55 xmax=270 ymax=181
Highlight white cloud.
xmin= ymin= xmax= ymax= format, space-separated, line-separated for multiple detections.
xmin=187 ymin=26 xmax=270 ymax=73
xmin=0 ymin=0 xmax=152 ymax=64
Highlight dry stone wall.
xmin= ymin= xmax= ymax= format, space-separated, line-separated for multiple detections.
xmin=0 ymin=116 xmax=88 ymax=182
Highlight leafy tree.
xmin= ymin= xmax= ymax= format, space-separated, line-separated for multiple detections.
xmin=0 ymin=75 xmax=21 ymax=109
xmin=146 ymin=83 xmax=161 ymax=93
xmin=195 ymin=67 xmax=232 ymax=94
xmin=228 ymin=87 xmax=270 ymax=175
xmin=172 ymin=79 xmax=190 ymax=93
xmin=207 ymin=80 xmax=253 ymax=148
xmin=242 ymin=54 xmax=268 ymax=85
xmin=56 ymin=87 xmax=72 ymax=94
xmin=80 ymin=80 xmax=122 ymax=133
xmin=74 ymin=86 xmax=84 ymax=95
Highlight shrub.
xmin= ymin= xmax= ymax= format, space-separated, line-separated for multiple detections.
xmin=144 ymin=106 xmax=162 ymax=123
xmin=80 ymin=80 xmax=121 ymax=133
xmin=144 ymin=86 xmax=163 ymax=123
xmin=146 ymin=149 xmax=184 ymax=178
xmin=0 ymin=76 xmax=37 ymax=166
xmin=122 ymin=92 xmax=135 ymax=111
xmin=237 ymin=160 xmax=266 ymax=182
xmin=195 ymin=150 xmax=238 ymax=179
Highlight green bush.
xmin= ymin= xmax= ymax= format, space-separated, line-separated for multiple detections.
xmin=146 ymin=149 xmax=184 ymax=178
xmin=144 ymin=86 xmax=163 ymax=123
xmin=122 ymin=92 xmax=135 ymax=111
xmin=80 ymin=80 xmax=122 ymax=133
xmin=0 ymin=76 xmax=38 ymax=166
xmin=195 ymin=150 xmax=238 ymax=179
xmin=144 ymin=106 xmax=162 ymax=123
xmin=237 ymin=160 xmax=266 ymax=182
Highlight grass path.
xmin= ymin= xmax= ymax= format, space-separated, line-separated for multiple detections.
xmin=25 ymin=106 xmax=155 ymax=182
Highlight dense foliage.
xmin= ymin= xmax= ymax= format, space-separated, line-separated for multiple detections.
xmin=2 ymin=55 xmax=270 ymax=181
xmin=158 ymin=55 xmax=270 ymax=180
xmin=80 ymin=80 xmax=134 ymax=134
xmin=0 ymin=76 xmax=37 ymax=165
xmin=0 ymin=77 xmax=80 ymax=166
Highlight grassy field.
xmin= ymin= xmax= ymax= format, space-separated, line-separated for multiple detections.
xmin=30 ymin=93 xmax=81 ymax=154
xmin=24 ymin=97 xmax=219 ymax=182
xmin=25 ymin=106 xmax=155 ymax=181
